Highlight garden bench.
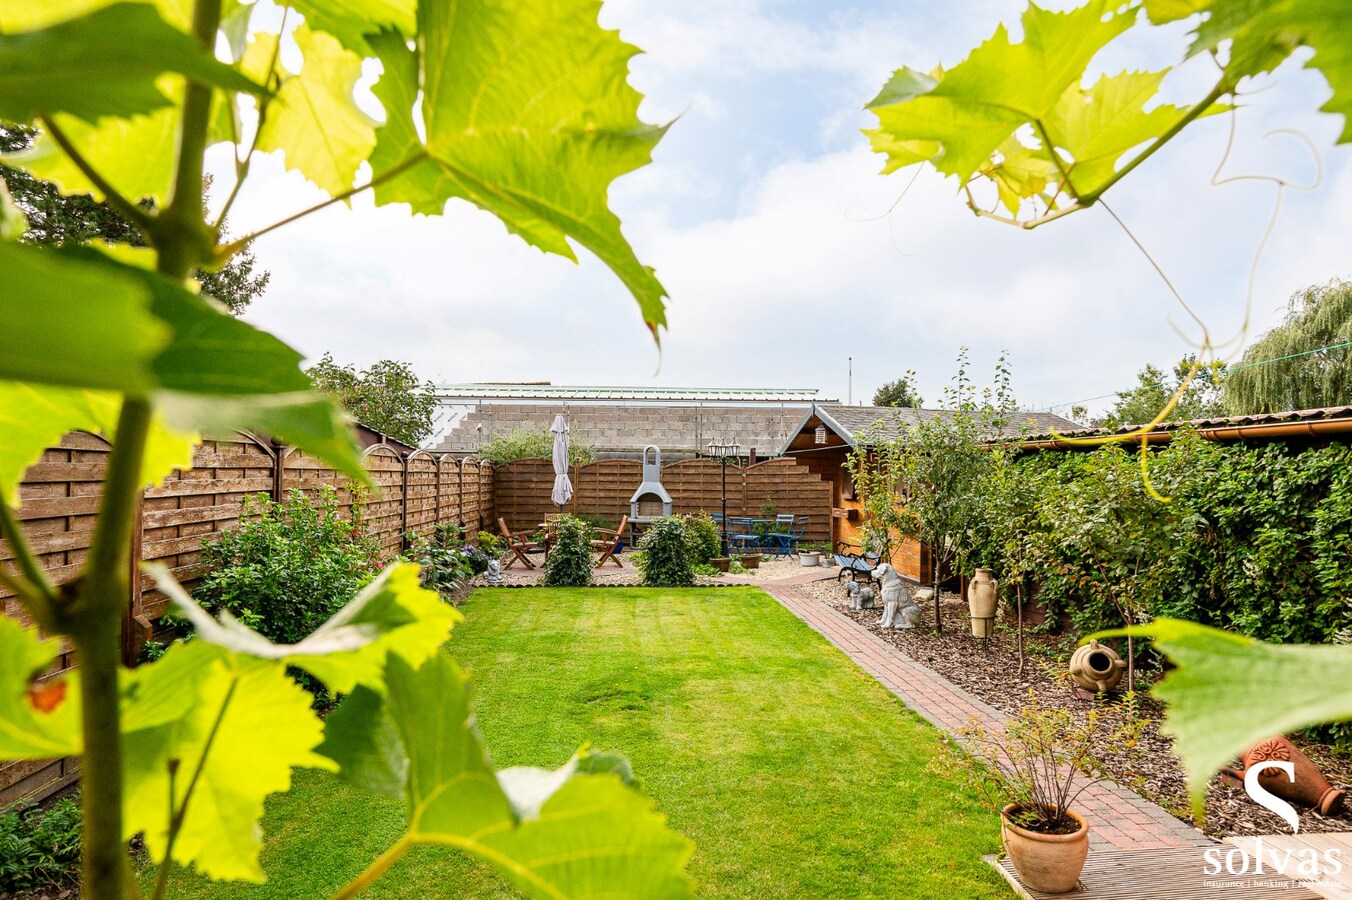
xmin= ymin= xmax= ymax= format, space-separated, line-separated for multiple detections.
xmin=833 ymin=543 xmax=880 ymax=585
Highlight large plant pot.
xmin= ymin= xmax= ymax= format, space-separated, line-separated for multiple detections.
xmin=711 ymin=557 xmax=731 ymax=573
xmin=742 ymin=554 xmax=760 ymax=570
xmin=1068 ymin=640 xmax=1127 ymax=693
xmin=799 ymin=551 xmax=821 ymax=567
xmin=968 ymin=567 xmax=998 ymax=638
xmin=1001 ymin=805 xmax=1089 ymax=894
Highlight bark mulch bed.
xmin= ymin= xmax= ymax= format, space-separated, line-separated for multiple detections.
xmin=798 ymin=575 xmax=1352 ymax=839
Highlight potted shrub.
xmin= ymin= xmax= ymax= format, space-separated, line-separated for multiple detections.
xmin=956 ymin=686 xmax=1143 ymax=894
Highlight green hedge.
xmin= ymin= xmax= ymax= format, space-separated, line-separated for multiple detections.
xmin=971 ymin=434 xmax=1352 ymax=648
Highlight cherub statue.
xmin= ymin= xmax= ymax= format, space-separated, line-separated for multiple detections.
xmin=875 ymin=563 xmax=920 ymax=629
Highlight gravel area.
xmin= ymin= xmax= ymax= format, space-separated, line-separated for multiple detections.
xmin=465 ymin=553 xmax=817 ymax=589
xmin=800 ymin=575 xmax=1352 ymax=839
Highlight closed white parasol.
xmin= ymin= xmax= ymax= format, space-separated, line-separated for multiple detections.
xmin=550 ymin=414 xmax=573 ymax=509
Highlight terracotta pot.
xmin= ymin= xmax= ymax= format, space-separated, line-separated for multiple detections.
xmin=1234 ymin=736 xmax=1347 ymax=815
xmin=1001 ymin=804 xmax=1089 ymax=894
xmin=968 ymin=568 xmax=998 ymax=638
xmin=711 ymin=557 xmax=730 ymax=573
xmin=1068 ymin=640 xmax=1127 ymax=693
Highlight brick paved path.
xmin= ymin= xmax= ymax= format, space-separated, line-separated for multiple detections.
xmin=757 ymin=572 xmax=1212 ymax=853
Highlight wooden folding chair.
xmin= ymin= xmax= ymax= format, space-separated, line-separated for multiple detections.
xmin=498 ymin=517 xmax=542 ymax=570
xmin=591 ymin=514 xmax=629 ymax=568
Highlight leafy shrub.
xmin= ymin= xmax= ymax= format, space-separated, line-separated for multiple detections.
xmin=479 ymin=426 xmax=597 ymax=466
xmin=637 ymin=517 xmax=694 ymax=587
xmin=476 ymin=530 xmax=503 ymax=557
xmin=544 ymin=515 xmax=594 ymax=586
xmin=196 ymin=486 xmax=382 ymax=646
xmin=0 ymin=797 xmax=82 ymax=891
xmin=406 ymin=523 xmax=486 ymax=596
xmin=682 ymin=513 xmax=721 ymax=565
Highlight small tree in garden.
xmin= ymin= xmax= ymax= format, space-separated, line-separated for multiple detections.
xmin=0 ymin=2 xmax=693 ymax=897
xmin=638 ymin=517 xmax=695 ymax=587
xmin=851 ymin=350 xmax=1015 ymax=632
xmin=306 ymin=354 xmax=439 ymax=446
xmin=544 ymin=515 xmax=595 ymax=587
xmin=681 ymin=513 xmax=721 ymax=568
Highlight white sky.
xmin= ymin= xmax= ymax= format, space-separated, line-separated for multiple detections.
xmin=213 ymin=0 xmax=1352 ymax=417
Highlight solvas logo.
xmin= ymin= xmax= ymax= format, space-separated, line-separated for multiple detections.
xmin=1202 ymin=761 xmax=1344 ymax=884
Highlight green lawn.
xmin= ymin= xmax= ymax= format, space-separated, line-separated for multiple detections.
xmin=148 ymin=586 xmax=1006 ymax=899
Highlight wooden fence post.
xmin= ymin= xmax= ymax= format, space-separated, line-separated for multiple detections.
xmin=120 ymin=490 xmax=152 ymax=666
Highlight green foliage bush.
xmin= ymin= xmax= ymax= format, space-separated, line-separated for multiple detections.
xmin=543 ymin=515 xmax=594 ymax=587
xmin=405 ymin=523 xmax=487 ymax=596
xmin=638 ymin=517 xmax=694 ymax=587
xmin=196 ymin=486 xmax=382 ymax=645
xmin=971 ymin=435 xmax=1352 ymax=650
xmin=479 ymin=426 xmax=597 ymax=466
xmin=0 ymin=797 xmax=82 ymax=891
xmin=682 ymin=513 xmax=721 ymax=566
xmin=476 ymin=530 xmax=503 ymax=557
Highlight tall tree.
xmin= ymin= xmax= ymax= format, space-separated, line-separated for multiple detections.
xmin=1224 ymin=279 xmax=1352 ymax=415
xmin=1101 ymin=355 xmax=1225 ymax=428
xmin=872 ymin=372 xmax=923 ymax=408
xmin=307 ymin=354 xmax=438 ymax=446
xmin=0 ymin=124 xmax=269 ymax=314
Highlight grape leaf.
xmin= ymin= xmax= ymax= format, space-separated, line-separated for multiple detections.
xmin=0 ymin=0 xmax=192 ymax=32
xmin=0 ymin=382 xmax=196 ymax=506
xmin=320 ymin=654 xmax=694 ymax=898
xmin=0 ymin=241 xmax=167 ymax=394
xmin=865 ymin=0 xmax=1134 ymax=182
xmin=150 ymin=561 xmax=462 ymax=694
xmin=369 ymin=0 xmax=671 ymax=339
xmin=1188 ymin=0 xmax=1352 ymax=142
xmin=122 ymin=642 xmax=335 ymax=882
xmin=0 ymin=246 xmax=367 ymax=483
xmin=0 ymin=3 xmax=264 ymax=124
xmin=979 ymin=137 xmax=1058 ymax=217
xmin=288 ymin=0 xmax=415 ymax=55
xmin=1040 ymin=68 xmax=1209 ymax=199
xmin=257 ymin=23 xmax=376 ymax=196
xmin=1096 ymin=618 xmax=1352 ymax=814
xmin=1145 ymin=0 xmax=1217 ymax=24
xmin=0 ymin=616 xmax=82 ymax=759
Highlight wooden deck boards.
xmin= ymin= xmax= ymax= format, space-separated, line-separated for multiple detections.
xmin=1225 ymin=833 xmax=1352 ymax=900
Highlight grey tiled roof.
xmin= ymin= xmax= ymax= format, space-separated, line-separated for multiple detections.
xmin=812 ymin=405 xmax=1082 ymax=445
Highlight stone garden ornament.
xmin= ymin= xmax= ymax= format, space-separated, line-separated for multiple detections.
xmin=845 ymin=579 xmax=875 ymax=610
xmin=875 ymin=563 xmax=921 ymax=630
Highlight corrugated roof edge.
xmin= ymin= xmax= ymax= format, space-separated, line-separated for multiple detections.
xmin=1014 ymin=405 xmax=1352 ymax=445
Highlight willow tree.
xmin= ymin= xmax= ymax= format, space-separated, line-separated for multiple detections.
xmin=1224 ymin=279 xmax=1352 ymax=414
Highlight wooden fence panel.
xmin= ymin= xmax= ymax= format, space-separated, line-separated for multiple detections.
xmin=0 ymin=432 xmax=108 ymax=802
xmin=405 ymin=451 xmax=439 ymax=537
xmin=745 ymin=458 xmax=832 ymax=543
xmin=479 ymin=461 xmax=493 ymax=533
xmin=460 ymin=460 xmax=482 ymax=532
xmin=362 ymin=446 xmax=405 ymax=557
xmin=140 ymin=434 xmax=277 ymax=620
xmin=437 ymin=455 xmax=461 ymax=531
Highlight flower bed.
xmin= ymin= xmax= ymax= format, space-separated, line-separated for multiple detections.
xmin=799 ymin=576 xmax=1352 ymax=838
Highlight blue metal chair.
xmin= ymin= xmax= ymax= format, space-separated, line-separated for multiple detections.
xmin=728 ymin=516 xmax=761 ymax=553
xmin=764 ymin=514 xmax=796 ymax=558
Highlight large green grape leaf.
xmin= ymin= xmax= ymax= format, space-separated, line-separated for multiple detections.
xmin=321 ymin=654 xmax=694 ymax=898
xmin=149 ymin=561 xmax=462 ymax=694
xmin=0 ymin=247 xmax=366 ymax=483
xmin=0 ymin=241 xmax=166 ymax=393
xmin=288 ymin=0 xmax=415 ymax=55
xmin=978 ymin=137 xmax=1058 ymax=217
xmin=1187 ymin=0 xmax=1352 ymax=142
xmin=1040 ymin=69 xmax=1210 ymax=199
xmin=257 ymin=23 xmax=377 ymax=196
xmin=369 ymin=0 xmax=671 ymax=339
xmin=865 ymin=0 xmax=1134 ymax=182
xmin=0 ymin=616 xmax=82 ymax=759
xmin=0 ymin=3 xmax=263 ymax=124
xmin=1096 ymin=618 xmax=1352 ymax=814
xmin=122 ymin=642 xmax=335 ymax=882
xmin=0 ymin=0 xmax=192 ymax=31
xmin=0 ymin=382 xmax=196 ymax=506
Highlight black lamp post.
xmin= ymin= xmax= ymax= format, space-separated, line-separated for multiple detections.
xmin=708 ymin=438 xmax=740 ymax=557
